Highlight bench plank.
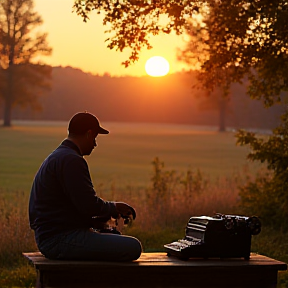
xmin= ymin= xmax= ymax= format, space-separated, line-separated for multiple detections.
xmin=23 ymin=252 xmax=287 ymax=288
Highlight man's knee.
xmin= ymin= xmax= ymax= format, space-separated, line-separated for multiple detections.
xmin=129 ymin=236 xmax=142 ymax=260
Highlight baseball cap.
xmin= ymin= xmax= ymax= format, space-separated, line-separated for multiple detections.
xmin=68 ymin=112 xmax=109 ymax=135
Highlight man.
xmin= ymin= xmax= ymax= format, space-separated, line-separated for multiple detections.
xmin=29 ymin=112 xmax=142 ymax=261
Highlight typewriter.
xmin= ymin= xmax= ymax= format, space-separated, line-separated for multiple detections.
xmin=164 ymin=213 xmax=261 ymax=260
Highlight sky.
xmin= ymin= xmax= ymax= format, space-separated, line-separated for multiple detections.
xmin=33 ymin=0 xmax=190 ymax=77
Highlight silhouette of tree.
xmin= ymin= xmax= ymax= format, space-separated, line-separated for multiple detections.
xmin=73 ymin=0 xmax=288 ymax=105
xmin=0 ymin=0 xmax=52 ymax=126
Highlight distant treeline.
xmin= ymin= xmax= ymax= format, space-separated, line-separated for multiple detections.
xmin=5 ymin=66 xmax=284 ymax=130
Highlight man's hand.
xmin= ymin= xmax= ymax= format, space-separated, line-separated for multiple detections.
xmin=115 ymin=202 xmax=136 ymax=220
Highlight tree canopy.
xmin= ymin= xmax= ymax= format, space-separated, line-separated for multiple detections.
xmin=0 ymin=0 xmax=52 ymax=126
xmin=73 ymin=1 xmax=197 ymax=66
xmin=73 ymin=0 xmax=288 ymax=105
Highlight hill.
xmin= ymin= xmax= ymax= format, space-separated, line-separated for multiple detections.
xmin=9 ymin=66 xmax=284 ymax=130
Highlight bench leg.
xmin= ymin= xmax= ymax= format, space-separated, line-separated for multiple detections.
xmin=36 ymin=270 xmax=43 ymax=288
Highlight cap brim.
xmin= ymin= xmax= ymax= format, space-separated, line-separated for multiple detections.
xmin=98 ymin=127 xmax=109 ymax=134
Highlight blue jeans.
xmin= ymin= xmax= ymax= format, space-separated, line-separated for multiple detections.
xmin=37 ymin=229 xmax=142 ymax=262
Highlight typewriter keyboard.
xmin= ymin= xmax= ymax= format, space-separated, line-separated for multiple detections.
xmin=164 ymin=238 xmax=202 ymax=251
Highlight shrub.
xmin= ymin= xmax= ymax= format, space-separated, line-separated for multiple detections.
xmin=236 ymin=110 xmax=288 ymax=231
xmin=121 ymin=157 xmax=244 ymax=248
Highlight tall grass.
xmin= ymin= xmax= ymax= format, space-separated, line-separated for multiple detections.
xmin=119 ymin=157 xmax=248 ymax=252
xmin=0 ymin=190 xmax=37 ymax=267
xmin=128 ymin=158 xmax=244 ymax=233
xmin=0 ymin=190 xmax=37 ymax=288
xmin=1 ymin=161 xmax=288 ymax=287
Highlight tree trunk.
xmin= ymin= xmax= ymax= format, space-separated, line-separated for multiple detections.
xmin=218 ymin=97 xmax=226 ymax=132
xmin=3 ymin=68 xmax=13 ymax=127
xmin=3 ymin=96 xmax=12 ymax=126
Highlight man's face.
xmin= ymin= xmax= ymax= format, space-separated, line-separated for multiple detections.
xmin=82 ymin=130 xmax=98 ymax=156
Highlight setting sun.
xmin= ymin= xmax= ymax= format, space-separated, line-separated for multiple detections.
xmin=145 ymin=56 xmax=170 ymax=77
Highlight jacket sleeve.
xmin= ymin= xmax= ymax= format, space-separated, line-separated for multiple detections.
xmin=60 ymin=154 xmax=118 ymax=218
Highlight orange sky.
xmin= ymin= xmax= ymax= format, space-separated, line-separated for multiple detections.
xmin=33 ymin=0 xmax=190 ymax=77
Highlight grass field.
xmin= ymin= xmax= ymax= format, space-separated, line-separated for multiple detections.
xmin=0 ymin=120 xmax=260 ymax=194
xmin=2 ymin=121 xmax=288 ymax=288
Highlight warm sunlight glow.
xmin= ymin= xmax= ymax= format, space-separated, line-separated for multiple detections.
xmin=145 ymin=56 xmax=170 ymax=77
xmin=33 ymin=0 xmax=189 ymax=76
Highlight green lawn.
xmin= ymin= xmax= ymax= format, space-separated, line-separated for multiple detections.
xmin=0 ymin=121 xmax=260 ymax=194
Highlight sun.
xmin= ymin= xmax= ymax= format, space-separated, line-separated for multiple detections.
xmin=145 ymin=56 xmax=170 ymax=77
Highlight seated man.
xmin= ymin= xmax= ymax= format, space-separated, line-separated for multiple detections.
xmin=29 ymin=112 xmax=142 ymax=261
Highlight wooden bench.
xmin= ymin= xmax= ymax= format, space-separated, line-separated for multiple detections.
xmin=23 ymin=252 xmax=287 ymax=288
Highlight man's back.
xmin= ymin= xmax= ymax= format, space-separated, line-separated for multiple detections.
xmin=29 ymin=140 xmax=115 ymax=242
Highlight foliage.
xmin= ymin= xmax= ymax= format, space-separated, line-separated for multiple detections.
xmin=0 ymin=0 xmax=52 ymax=126
xmin=251 ymin=226 xmax=288 ymax=288
xmin=178 ymin=0 xmax=288 ymax=109
xmin=73 ymin=0 xmax=197 ymax=67
xmin=74 ymin=1 xmax=288 ymax=105
xmin=236 ymin=109 xmax=288 ymax=230
xmin=194 ymin=0 xmax=288 ymax=106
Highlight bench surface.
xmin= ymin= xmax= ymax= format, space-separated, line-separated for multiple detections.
xmin=23 ymin=252 xmax=287 ymax=288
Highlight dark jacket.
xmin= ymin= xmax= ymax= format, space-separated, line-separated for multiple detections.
xmin=29 ymin=139 xmax=117 ymax=242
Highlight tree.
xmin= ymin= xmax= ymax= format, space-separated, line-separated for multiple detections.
xmin=177 ymin=15 xmax=231 ymax=132
xmin=0 ymin=0 xmax=52 ymax=126
xmin=73 ymin=0 xmax=288 ymax=104
xmin=194 ymin=88 xmax=229 ymax=132
xmin=192 ymin=0 xmax=288 ymax=106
